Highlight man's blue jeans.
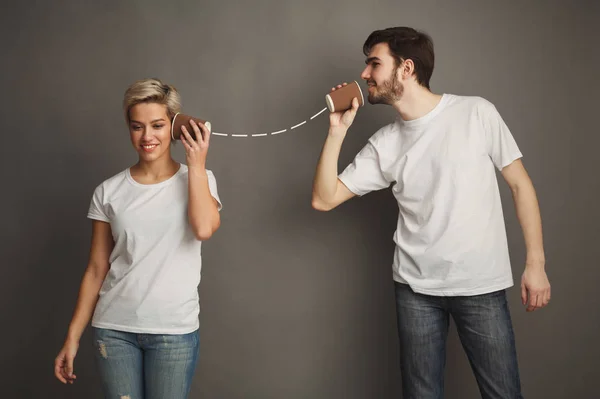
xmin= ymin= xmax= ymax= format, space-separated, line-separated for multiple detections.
xmin=394 ymin=282 xmax=523 ymax=399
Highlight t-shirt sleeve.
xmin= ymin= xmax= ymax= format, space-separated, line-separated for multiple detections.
xmin=87 ymin=184 xmax=110 ymax=222
xmin=338 ymin=140 xmax=391 ymax=196
xmin=479 ymin=99 xmax=523 ymax=170
xmin=206 ymin=170 xmax=223 ymax=211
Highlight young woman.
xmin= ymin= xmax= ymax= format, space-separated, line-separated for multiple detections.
xmin=54 ymin=78 xmax=221 ymax=398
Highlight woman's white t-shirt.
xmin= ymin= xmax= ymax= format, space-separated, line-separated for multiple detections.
xmin=87 ymin=164 xmax=222 ymax=334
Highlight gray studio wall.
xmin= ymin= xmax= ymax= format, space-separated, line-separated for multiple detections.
xmin=1 ymin=0 xmax=598 ymax=398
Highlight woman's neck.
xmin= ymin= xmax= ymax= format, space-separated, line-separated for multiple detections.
xmin=130 ymin=156 xmax=180 ymax=184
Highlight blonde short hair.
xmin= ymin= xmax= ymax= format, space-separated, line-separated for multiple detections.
xmin=123 ymin=78 xmax=181 ymax=123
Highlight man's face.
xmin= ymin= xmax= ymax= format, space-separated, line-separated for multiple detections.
xmin=360 ymin=43 xmax=404 ymax=105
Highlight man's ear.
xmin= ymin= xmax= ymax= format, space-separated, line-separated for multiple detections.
xmin=399 ymin=59 xmax=415 ymax=80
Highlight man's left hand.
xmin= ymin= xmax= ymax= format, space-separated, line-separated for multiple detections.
xmin=521 ymin=265 xmax=551 ymax=312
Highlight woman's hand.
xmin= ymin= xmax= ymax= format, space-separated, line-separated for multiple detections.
xmin=54 ymin=339 xmax=79 ymax=384
xmin=180 ymin=120 xmax=210 ymax=170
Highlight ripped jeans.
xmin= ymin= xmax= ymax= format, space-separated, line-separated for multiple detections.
xmin=92 ymin=327 xmax=199 ymax=399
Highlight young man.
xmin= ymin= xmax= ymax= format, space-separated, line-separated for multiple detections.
xmin=312 ymin=27 xmax=551 ymax=398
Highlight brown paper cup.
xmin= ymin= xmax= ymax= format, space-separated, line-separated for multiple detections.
xmin=171 ymin=113 xmax=212 ymax=141
xmin=325 ymin=81 xmax=364 ymax=112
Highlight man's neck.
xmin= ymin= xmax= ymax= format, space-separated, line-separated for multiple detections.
xmin=392 ymin=85 xmax=443 ymax=121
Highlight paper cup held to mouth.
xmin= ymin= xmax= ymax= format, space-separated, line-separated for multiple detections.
xmin=325 ymin=81 xmax=364 ymax=113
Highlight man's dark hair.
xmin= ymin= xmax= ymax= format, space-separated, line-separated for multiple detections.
xmin=363 ymin=27 xmax=434 ymax=89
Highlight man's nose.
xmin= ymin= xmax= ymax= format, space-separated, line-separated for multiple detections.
xmin=360 ymin=67 xmax=370 ymax=81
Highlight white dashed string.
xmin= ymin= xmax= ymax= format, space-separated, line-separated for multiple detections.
xmin=211 ymin=107 xmax=328 ymax=138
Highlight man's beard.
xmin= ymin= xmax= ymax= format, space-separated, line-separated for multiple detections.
xmin=367 ymin=69 xmax=403 ymax=105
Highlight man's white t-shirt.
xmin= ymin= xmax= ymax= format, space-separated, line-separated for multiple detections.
xmin=339 ymin=94 xmax=522 ymax=296
xmin=87 ymin=163 xmax=222 ymax=334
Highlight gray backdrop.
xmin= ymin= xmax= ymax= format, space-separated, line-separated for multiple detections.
xmin=1 ymin=0 xmax=598 ymax=398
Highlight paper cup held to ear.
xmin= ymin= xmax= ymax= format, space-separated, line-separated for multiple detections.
xmin=171 ymin=113 xmax=211 ymax=140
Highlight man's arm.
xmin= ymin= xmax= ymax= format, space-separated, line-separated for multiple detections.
xmin=501 ymin=159 xmax=551 ymax=311
xmin=312 ymin=95 xmax=360 ymax=211
xmin=312 ymin=131 xmax=356 ymax=211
